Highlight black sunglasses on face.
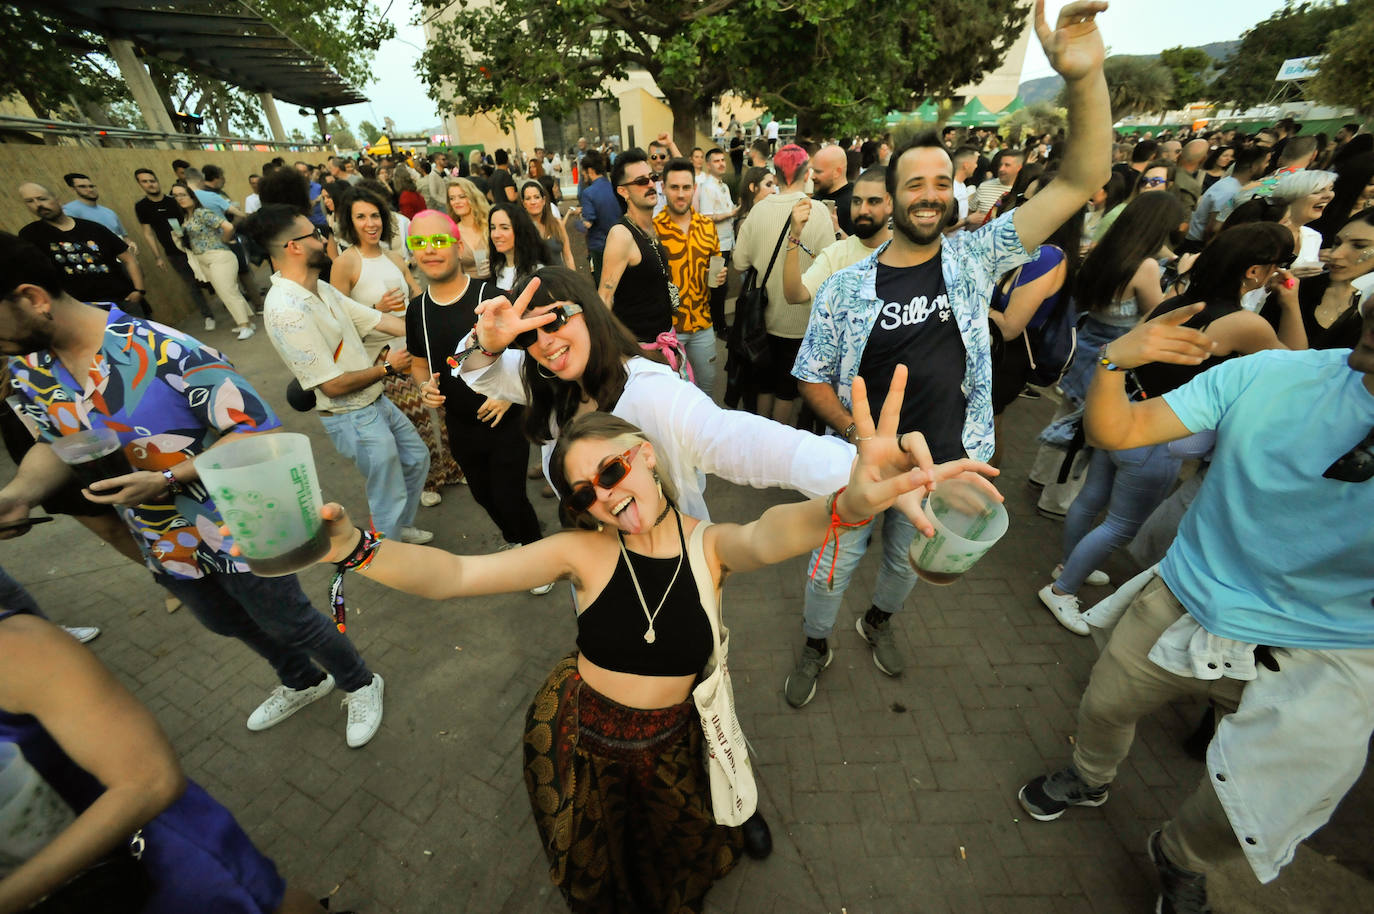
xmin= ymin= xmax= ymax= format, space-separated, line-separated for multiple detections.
xmin=564 ymin=445 xmax=642 ymax=514
xmin=1324 ymin=427 xmax=1374 ymax=483
xmin=513 ymin=301 xmax=584 ymax=350
xmin=619 ymin=175 xmax=655 ymax=188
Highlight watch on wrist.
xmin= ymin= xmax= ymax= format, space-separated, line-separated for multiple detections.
xmin=382 ymin=361 xmax=396 ymax=377
xmin=842 ymin=422 xmax=857 ymax=442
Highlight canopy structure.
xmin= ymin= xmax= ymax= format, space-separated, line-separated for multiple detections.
xmin=947 ymin=98 xmax=999 ymax=127
xmin=25 ymin=0 xmax=365 ymax=110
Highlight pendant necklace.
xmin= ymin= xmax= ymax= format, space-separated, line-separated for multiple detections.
xmin=618 ymin=504 xmax=680 ymax=644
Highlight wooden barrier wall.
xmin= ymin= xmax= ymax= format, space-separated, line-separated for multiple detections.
xmin=0 ymin=146 xmax=318 ymax=321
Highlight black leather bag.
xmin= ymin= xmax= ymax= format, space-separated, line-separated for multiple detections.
xmin=26 ymin=834 xmax=150 ymax=914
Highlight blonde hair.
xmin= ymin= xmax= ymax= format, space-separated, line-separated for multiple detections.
xmin=548 ymin=413 xmax=679 ymax=530
xmin=446 ymin=177 xmax=490 ymax=240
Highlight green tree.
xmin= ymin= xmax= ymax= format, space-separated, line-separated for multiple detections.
xmin=1307 ymin=0 xmax=1374 ymax=114
xmin=418 ymin=0 xmax=1028 ymax=152
xmin=0 ymin=4 xmax=127 ymax=119
xmin=1064 ymin=56 xmax=1173 ymax=119
xmin=1159 ymin=45 xmax=1214 ymax=108
xmin=288 ymin=127 xmax=308 ymax=143
xmin=328 ymin=113 xmax=359 ymax=150
xmin=359 ymin=119 xmax=382 ymax=143
xmin=999 ymin=101 xmax=1067 ymax=147
xmin=1211 ymin=1 xmax=1360 ymax=109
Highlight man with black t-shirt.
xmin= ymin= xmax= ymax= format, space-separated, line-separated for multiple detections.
xmin=404 ymin=212 xmax=551 ymax=595
xmin=487 ymin=149 xmax=517 ymax=205
xmin=132 ymin=168 xmax=216 ymax=330
xmin=784 ymin=0 xmax=1114 ymax=708
xmin=812 ymin=144 xmax=854 ymax=236
xmin=17 ymin=182 xmax=148 ymax=316
xmin=597 ymin=148 xmax=677 ymax=347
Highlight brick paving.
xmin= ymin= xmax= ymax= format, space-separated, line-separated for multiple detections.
xmin=3 ymin=306 xmax=1372 ymax=913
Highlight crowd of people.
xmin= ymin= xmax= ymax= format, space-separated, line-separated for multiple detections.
xmin=0 ymin=1 xmax=1371 ymax=911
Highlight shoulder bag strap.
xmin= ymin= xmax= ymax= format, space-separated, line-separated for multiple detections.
xmin=685 ymin=521 xmax=723 ymax=658
xmin=759 ymin=217 xmax=792 ymax=286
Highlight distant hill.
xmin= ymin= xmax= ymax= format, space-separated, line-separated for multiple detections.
xmin=1017 ymin=40 xmax=1239 ymax=105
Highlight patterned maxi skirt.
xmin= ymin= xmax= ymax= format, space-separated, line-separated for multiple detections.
xmin=523 ymin=654 xmax=743 ymax=913
xmin=380 ymin=372 xmax=464 ymax=491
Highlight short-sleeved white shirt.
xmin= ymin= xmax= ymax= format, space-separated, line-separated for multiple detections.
xmin=263 ymin=273 xmax=383 ymax=413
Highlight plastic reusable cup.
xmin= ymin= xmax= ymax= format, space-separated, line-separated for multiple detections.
xmin=907 ymin=479 xmax=1009 ymax=585
xmin=48 ymin=427 xmax=132 ymax=491
xmin=194 ymin=433 xmax=329 ymax=577
xmin=708 ymin=254 xmax=726 ymax=288
xmin=0 ymin=742 xmax=75 ymax=871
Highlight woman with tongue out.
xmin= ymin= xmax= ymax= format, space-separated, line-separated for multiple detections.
xmin=305 ymin=375 xmax=996 ymax=912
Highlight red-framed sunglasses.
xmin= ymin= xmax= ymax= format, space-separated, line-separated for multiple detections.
xmin=564 ymin=444 xmax=643 ymax=514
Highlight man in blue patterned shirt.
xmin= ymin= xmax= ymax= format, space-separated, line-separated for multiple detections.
xmin=784 ymin=0 xmax=1115 ymax=707
xmin=0 ymin=233 xmax=386 ymax=749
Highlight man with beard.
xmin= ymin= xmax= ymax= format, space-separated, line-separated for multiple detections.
xmin=782 ymin=166 xmax=891 ymax=307
xmin=1018 ymin=299 xmax=1374 ymax=914
xmin=0 ymin=231 xmax=386 ymax=749
xmin=654 ymin=158 xmax=726 ymax=393
xmin=811 ymin=144 xmax=855 ymax=236
xmin=783 ymin=0 xmax=1114 ymax=707
xmin=242 ymin=205 xmax=433 ymax=546
xmin=402 ymin=211 xmax=552 ymax=595
xmin=597 ymin=148 xmax=679 ymax=350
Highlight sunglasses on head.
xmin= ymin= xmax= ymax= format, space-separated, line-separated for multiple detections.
xmin=564 ymin=444 xmax=643 ymax=514
xmin=1324 ymin=427 xmax=1374 ymax=483
xmin=405 ymin=233 xmax=456 ymax=251
xmin=619 ymin=175 xmax=655 ymax=188
xmin=513 ymin=300 xmax=584 ymax=350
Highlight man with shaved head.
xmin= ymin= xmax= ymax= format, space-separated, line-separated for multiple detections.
xmin=811 ymin=144 xmax=854 ymax=235
xmin=1173 ymin=138 xmax=1210 ymax=211
xmin=16 ymin=181 xmax=148 ymax=315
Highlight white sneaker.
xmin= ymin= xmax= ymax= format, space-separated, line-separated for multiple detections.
xmin=343 ymin=674 xmax=384 ymax=748
xmin=399 ymin=526 xmax=434 ymax=544
xmin=204 ymin=317 xmax=216 ymax=331
xmin=62 ymin=625 xmax=100 ymax=644
xmin=247 ymin=674 xmax=335 ymax=731
xmin=1054 ymin=564 xmax=1110 ymax=587
xmin=419 ymin=491 xmax=442 ymax=507
xmin=1038 ymin=585 xmax=1090 ymax=636
xmin=235 ymin=324 xmax=255 ymax=340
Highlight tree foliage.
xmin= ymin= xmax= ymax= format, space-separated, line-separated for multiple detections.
xmin=0 ymin=4 xmax=128 ymax=119
xmin=1307 ymin=0 xmax=1374 ymax=114
xmin=327 ymin=114 xmax=360 ymax=150
xmin=999 ymin=101 xmax=1067 ymax=147
xmin=1211 ymin=1 xmax=1360 ymax=110
xmin=358 ymin=119 xmax=382 ymax=144
xmin=1062 ymin=56 xmax=1173 ymax=119
xmin=1159 ymin=46 xmax=1214 ymax=109
xmin=417 ymin=0 xmax=1029 ymax=151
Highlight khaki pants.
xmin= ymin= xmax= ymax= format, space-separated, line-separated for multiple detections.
xmin=194 ymin=248 xmax=253 ymax=326
xmin=1072 ymin=577 xmax=1245 ymax=873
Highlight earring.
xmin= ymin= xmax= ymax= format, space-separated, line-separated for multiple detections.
xmin=536 ymin=364 xmax=557 ymax=380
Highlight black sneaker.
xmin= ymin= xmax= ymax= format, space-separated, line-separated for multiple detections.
xmin=1148 ymin=829 xmax=1212 ymax=913
xmin=1017 ymin=765 xmax=1109 ymax=821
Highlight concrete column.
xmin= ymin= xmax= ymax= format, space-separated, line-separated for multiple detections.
xmin=105 ymin=37 xmax=177 ymax=139
xmin=259 ymin=91 xmax=287 ymax=142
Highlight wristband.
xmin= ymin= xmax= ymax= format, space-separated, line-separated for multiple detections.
xmin=160 ymin=468 xmax=185 ymax=497
xmin=788 ymin=236 xmax=816 ymax=257
xmin=1097 ymin=344 xmax=1125 ymax=372
xmin=329 ymin=526 xmax=384 ymax=633
xmin=809 ymin=486 xmax=873 ymax=587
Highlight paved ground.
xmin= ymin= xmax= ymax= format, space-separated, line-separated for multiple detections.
xmin=4 ymin=290 xmax=1372 ymax=913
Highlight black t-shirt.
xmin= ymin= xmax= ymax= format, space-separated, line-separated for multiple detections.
xmin=858 ymin=256 xmax=967 ymax=462
xmin=18 ymin=219 xmax=132 ymax=303
xmin=134 ymin=195 xmax=187 ymax=262
xmin=488 ymin=168 xmax=517 ymax=205
xmin=405 ymin=279 xmax=496 ymax=424
xmin=818 ymin=183 xmax=855 ymax=236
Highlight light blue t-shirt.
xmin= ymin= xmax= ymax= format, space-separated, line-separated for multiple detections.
xmin=1160 ymin=349 xmax=1374 ymax=649
xmin=193 ymin=189 xmax=232 ymax=220
xmin=61 ymin=199 xmax=126 ymax=238
xmin=1186 ymin=175 xmax=1240 ymax=242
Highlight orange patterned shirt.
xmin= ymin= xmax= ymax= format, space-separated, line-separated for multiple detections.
xmin=653 ymin=208 xmax=720 ymax=333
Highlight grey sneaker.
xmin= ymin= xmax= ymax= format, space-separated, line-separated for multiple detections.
xmin=1018 ymin=765 xmax=1109 ymax=821
xmin=855 ymin=616 xmax=904 ymax=676
xmin=1148 ymin=829 xmax=1212 ymax=913
xmin=784 ymin=645 xmax=833 ymax=708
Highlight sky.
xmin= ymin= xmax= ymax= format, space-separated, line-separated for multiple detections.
xmin=274 ymin=0 xmax=1297 ymax=141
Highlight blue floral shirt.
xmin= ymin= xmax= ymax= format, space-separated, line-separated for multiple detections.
xmin=8 ymin=309 xmax=280 ymax=579
xmin=791 ymin=213 xmax=1030 ymax=461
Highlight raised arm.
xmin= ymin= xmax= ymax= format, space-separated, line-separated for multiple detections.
xmin=1084 ymin=304 xmax=1214 ymax=450
xmin=1013 ymin=1 xmax=1112 ymax=251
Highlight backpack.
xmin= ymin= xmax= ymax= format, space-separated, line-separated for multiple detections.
xmin=1022 ymin=293 xmax=1079 ymax=388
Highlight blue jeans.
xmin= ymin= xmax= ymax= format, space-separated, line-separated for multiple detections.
xmin=319 ymin=397 xmax=429 ymax=540
xmin=802 ymin=507 xmax=918 ymax=639
xmin=678 ymin=327 xmax=717 ymax=397
xmin=1056 ymin=443 xmax=1182 ymax=593
xmin=158 ymin=571 xmax=373 ymax=693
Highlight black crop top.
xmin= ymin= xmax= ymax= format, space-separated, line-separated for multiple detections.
xmin=575 ymin=511 xmax=714 ymax=677
xmin=1131 ymin=297 xmax=1242 ymax=398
